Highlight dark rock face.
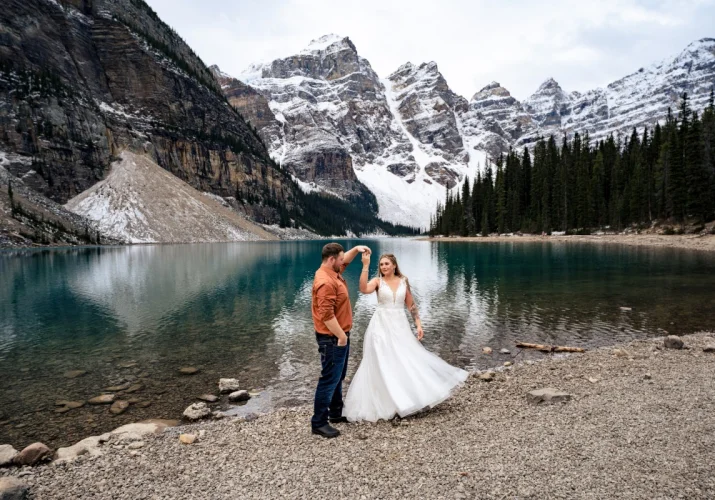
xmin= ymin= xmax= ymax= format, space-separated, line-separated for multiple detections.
xmin=288 ymin=149 xmax=358 ymax=197
xmin=459 ymin=81 xmax=536 ymax=159
xmin=236 ymin=35 xmax=405 ymax=198
xmin=387 ymin=62 xmax=468 ymax=165
xmin=210 ymin=65 xmax=283 ymax=154
xmin=0 ymin=0 xmax=293 ymax=232
xmin=424 ymin=162 xmax=460 ymax=189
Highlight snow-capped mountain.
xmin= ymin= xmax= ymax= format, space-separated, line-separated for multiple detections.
xmin=219 ymin=35 xmax=480 ymax=227
xmin=219 ymin=36 xmax=715 ymax=228
xmin=519 ymin=38 xmax=715 ymax=146
xmin=458 ymin=81 xmax=536 ymax=162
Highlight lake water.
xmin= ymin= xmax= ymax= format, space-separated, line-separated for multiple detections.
xmin=1 ymin=238 xmax=714 ymax=449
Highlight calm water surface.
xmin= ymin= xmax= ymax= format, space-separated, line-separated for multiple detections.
xmin=1 ymin=238 xmax=714 ymax=448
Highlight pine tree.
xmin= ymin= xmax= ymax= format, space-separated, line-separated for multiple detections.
xmin=667 ymin=97 xmax=689 ymax=220
xmin=685 ymin=111 xmax=708 ymax=221
xmin=461 ymin=179 xmax=474 ymax=236
xmin=590 ymin=150 xmax=606 ymax=227
xmin=521 ymin=147 xmax=532 ymax=230
xmin=495 ymin=157 xmax=507 ymax=233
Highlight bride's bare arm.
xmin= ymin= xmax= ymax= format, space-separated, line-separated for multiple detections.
xmin=404 ymin=279 xmax=424 ymax=340
xmin=359 ymin=251 xmax=379 ymax=294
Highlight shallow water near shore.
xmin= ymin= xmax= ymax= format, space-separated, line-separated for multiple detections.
xmin=1 ymin=238 xmax=714 ymax=449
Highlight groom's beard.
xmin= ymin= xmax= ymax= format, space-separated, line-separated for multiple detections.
xmin=333 ymin=263 xmax=342 ymax=272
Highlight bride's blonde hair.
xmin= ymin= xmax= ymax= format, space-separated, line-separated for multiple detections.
xmin=377 ymin=254 xmax=414 ymax=296
xmin=378 ymin=254 xmax=405 ymax=279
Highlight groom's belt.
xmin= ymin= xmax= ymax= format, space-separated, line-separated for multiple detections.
xmin=315 ymin=331 xmax=350 ymax=340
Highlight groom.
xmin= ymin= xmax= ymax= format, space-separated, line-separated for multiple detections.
xmin=311 ymin=242 xmax=370 ymax=438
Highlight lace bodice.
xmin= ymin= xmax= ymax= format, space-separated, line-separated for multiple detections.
xmin=376 ymin=277 xmax=407 ymax=309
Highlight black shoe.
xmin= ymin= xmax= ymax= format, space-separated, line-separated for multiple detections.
xmin=311 ymin=424 xmax=340 ymax=438
xmin=329 ymin=416 xmax=349 ymax=424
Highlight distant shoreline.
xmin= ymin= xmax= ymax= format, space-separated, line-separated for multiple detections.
xmin=419 ymin=233 xmax=715 ymax=252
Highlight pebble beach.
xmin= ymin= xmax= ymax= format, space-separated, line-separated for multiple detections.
xmin=2 ymin=333 xmax=714 ymax=499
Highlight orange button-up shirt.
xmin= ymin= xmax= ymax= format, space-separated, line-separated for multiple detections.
xmin=311 ymin=262 xmax=352 ymax=335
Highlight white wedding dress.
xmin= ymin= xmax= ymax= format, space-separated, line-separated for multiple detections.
xmin=343 ymin=276 xmax=469 ymax=422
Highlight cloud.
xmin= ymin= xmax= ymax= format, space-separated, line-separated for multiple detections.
xmin=145 ymin=0 xmax=715 ymax=100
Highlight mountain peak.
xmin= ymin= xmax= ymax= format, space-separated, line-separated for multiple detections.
xmin=536 ymin=77 xmax=561 ymax=91
xmin=471 ymin=81 xmax=512 ymax=101
xmin=208 ymin=64 xmax=233 ymax=81
xmin=301 ymin=34 xmax=355 ymax=55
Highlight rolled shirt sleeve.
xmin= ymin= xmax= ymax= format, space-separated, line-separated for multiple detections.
xmin=315 ymin=283 xmax=337 ymax=323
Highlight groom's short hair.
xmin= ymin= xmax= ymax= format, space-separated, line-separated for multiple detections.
xmin=322 ymin=242 xmax=344 ymax=261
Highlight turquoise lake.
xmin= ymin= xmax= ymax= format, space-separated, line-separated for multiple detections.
xmin=1 ymin=238 xmax=714 ymax=449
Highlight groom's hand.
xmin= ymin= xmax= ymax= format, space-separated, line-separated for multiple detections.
xmin=355 ymin=245 xmax=370 ymax=254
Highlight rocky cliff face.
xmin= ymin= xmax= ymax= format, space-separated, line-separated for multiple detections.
xmin=458 ymin=81 xmax=536 ymax=160
xmin=386 ymin=61 xmax=468 ymax=167
xmin=236 ymin=35 xmax=400 ymax=199
xmin=0 ymin=0 xmax=296 ymax=246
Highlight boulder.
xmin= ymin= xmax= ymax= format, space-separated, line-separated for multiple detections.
xmin=499 ymin=348 xmax=511 ymax=354
xmin=124 ymin=384 xmax=144 ymax=394
xmin=481 ymin=347 xmax=492 ymax=355
xmin=88 ymin=394 xmax=115 ymax=405
xmin=14 ymin=442 xmax=52 ymax=466
xmin=110 ymin=420 xmax=173 ymax=443
xmin=110 ymin=401 xmax=130 ymax=415
xmin=54 ymin=434 xmax=110 ymax=464
xmin=228 ymin=390 xmax=251 ymax=403
xmin=219 ymin=378 xmax=240 ymax=394
xmin=0 ymin=477 xmax=28 ymax=500
xmin=104 ymin=383 xmax=131 ymax=392
xmin=703 ymin=344 xmax=715 ymax=353
xmin=182 ymin=403 xmax=211 ymax=421
xmin=179 ymin=434 xmax=197 ymax=445
xmin=526 ymin=388 xmax=572 ymax=405
xmin=478 ymin=372 xmax=495 ymax=382
xmin=197 ymin=394 xmax=219 ymax=403
xmin=664 ymin=336 xmax=684 ymax=350
xmin=179 ymin=367 xmax=199 ymax=375
xmin=55 ymin=401 xmax=85 ymax=410
xmin=0 ymin=444 xmax=18 ymax=467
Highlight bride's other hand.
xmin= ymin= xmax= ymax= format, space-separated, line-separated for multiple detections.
xmin=361 ymin=251 xmax=371 ymax=265
xmin=355 ymin=245 xmax=370 ymax=254
xmin=416 ymin=326 xmax=424 ymax=341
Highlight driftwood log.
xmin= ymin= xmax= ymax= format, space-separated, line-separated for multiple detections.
xmin=515 ymin=342 xmax=586 ymax=353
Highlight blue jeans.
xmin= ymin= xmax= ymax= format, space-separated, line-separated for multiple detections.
xmin=311 ymin=332 xmax=350 ymax=429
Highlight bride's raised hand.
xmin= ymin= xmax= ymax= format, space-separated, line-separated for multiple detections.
xmin=361 ymin=250 xmax=371 ymax=265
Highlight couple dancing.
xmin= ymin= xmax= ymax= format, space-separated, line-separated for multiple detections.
xmin=310 ymin=243 xmax=468 ymax=438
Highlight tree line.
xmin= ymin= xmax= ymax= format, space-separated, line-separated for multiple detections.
xmin=430 ymin=92 xmax=715 ymax=236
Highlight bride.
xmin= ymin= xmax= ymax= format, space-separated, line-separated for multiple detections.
xmin=342 ymin=252 xmax=469 ymax=422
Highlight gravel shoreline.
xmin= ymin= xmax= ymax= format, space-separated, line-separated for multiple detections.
xmin=421 ymin=233 xmax=715 ymax=253
xmin=2 ymin=333 xmax=714 ymax=499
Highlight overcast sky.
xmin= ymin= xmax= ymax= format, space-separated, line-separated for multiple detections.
xmin=145 ymin=0 xmax=714 ymax=101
